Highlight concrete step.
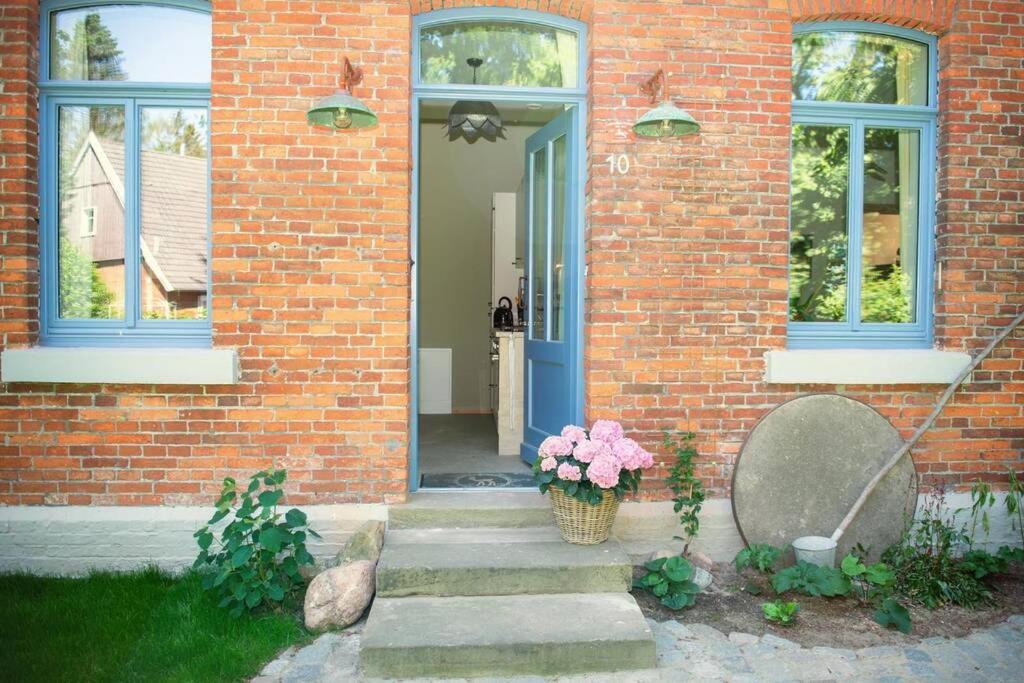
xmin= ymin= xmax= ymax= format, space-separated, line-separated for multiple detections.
xmin=377 ymin=527 xmax=632 ymax=597
xmin=389 ymin=491 xmax=554 ymax=529
xmin=359 ymin=593 xmax=656 ymax=678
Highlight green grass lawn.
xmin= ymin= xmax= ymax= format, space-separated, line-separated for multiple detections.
xmin=0 ymin=568 xmax=312 ymax=683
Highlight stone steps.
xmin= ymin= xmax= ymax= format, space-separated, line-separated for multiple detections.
xmin=360 ymin=593 xmax=656 ymax=679
xmin=377 ymin=527 xmax=633 ymax=597
xmin=388 ymin=491 xmax=554 ymax=529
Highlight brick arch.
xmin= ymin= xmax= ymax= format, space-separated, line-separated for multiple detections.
xmin=409 ymin=0 xmax=593 ymax=22
xmin=788 ymin=0 xmax=958 ymax=34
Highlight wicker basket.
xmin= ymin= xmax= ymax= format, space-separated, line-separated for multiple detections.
xmin=549 ymin=487 xmax=620 ymax=545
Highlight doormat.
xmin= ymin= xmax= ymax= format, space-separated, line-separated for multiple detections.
xmin=420 ymin=472 xmax=535 ymax=489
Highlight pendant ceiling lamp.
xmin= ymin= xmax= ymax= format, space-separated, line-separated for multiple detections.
xmin=446 ymin=58 xmax=505 ymax=143
xmin=307 ymin=57 xmax=377 ymax=130
xmin=633 ymin=69 xmax=700 ymax=138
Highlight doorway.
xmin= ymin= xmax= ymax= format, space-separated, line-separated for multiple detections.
xmin=409 ymin=9 xmax=587 ymax=491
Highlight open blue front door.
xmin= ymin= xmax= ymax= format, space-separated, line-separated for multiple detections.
xmin=521 ymin=108 xmax=579 ymax=465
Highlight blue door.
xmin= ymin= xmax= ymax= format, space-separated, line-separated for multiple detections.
xmin=521 ymin=108 xmax=579 ymax=464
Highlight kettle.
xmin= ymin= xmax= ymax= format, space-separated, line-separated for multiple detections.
xmin=493 ymin=297 xmax=514 ymax=329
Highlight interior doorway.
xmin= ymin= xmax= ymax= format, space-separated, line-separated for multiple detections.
xmin=409 ymin=9 xmax=587 ymax=491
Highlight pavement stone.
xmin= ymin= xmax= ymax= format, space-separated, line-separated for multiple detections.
xmin=253 ymin=614 xmax=1024 ymax=682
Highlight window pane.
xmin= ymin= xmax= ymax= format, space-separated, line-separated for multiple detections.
xmin=51 ymin=5 xmax=211 ymax=82
xmin=862 ymin=128 xmax=919 ymax=323
xmin=138 ymin=107 xmax=209 ymax=321
xmin=550 ymin=135 xmax=567 ymax=341
xmin=793 ymin=32 xmax=927 ymax=105
xmin=789 ymin=124 xmax=850 ymax=322
xmin=58 ymin=104 xmax=126 ymax=320
xmin=530 ymin=146 xmax=548 ymax=340
xmin=420 ymin=21 xmax=578 ymax=88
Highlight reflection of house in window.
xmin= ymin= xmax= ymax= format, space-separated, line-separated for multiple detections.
xmin=63 ymin=132 xmax=208 ymax=319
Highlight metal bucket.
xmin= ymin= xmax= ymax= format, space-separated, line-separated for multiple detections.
xmin=792 ymin=536 xmax=837 ymax=567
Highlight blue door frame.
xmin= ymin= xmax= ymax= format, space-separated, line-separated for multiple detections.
xmin=408 ymin=8 xmax=587 ymax=491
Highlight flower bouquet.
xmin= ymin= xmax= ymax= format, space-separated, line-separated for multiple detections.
xmin=533 ymin=420 xmax=655 ymax=544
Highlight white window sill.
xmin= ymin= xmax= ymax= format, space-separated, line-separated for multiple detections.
xmin=765 ymin=349 xmax=970 ymax=385
xmin=1 ymin=347 xmax=238 ymax=385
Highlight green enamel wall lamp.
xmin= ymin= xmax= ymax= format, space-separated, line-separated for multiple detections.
xmin=633 ymin=69 xmax=699 ymax=138
xmin=307 ymin=57 xmax=378 ymax=130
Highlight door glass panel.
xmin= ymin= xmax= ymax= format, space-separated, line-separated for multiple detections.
xmin=789 ymin=124 xmax=850 ymax=322
xmin=419 ymin=21 xmax=578 ymax=88
xmin=793 ymin=31 xmax=928 ymax=105
xmin=50 ymin=5 xmax=211 ymax=82
xmin=861 ymin=127 xmax=919 ymax=323
xmin=57 ymin=104 xmax=126 ymax=320
xmin=530 ymin=146 xmax=548 ymax=340
xmin=139 ymin=106 xmax=209 ymax=321
xmin=550 ymin=134 xmax=567 ymax=341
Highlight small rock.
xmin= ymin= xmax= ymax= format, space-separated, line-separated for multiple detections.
xmin=303 ymin=560 xmax=375 ymax=631
xmin=647 ymin=548 xmax=678 ymax=562
xmin=336 ymin=520 xmax=385 ymax=565
xmin=692 ymin=566 xmax=713 ymax=590
xmin=729 ymin=632 xmax=760 ymax=646
xmin=690 ymin=551 xmax=714 ymax=571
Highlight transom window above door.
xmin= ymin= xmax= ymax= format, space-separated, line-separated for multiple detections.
xmin=788 ymin=23 xmax=937 ymax=349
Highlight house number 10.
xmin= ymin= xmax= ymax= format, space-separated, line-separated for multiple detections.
xmin=607 ymin=154 xmax=630 ymax=175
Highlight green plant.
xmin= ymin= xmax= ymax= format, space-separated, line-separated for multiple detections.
xmin=874 ymin=597 xmax=912 ymax=634
xmin=735 ymin=543 xmax=782 ymax=574
xmin=761 ymin=599 xmax=799 ymax=626
xmin=1006 ymin=469 xmax=1023 ymax=550
xmin=663 ymin=430 xmax=705 ymax=555
xmin=839 ymin=552 xmax=912 ymax=632
xmin=963 ymin=479 xmax=997 ymax=546
xmin=960 ymin=548 xmax=1009 ymax=579
xmin=772 ymin=560 xmax=851 ymax=597
xmin=193 ymin=469 xmax=319 ymax=617
xmin=634 ymin=556 xmax=701 ymax=610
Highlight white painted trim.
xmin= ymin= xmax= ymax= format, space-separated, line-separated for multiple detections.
xmin=1 ymin=347 xmax=239 ymax=385
xmin=765 ymin=349 xmax=971 ymax=385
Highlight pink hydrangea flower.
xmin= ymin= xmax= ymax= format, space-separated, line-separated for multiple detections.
xmin=557 ymin=462 xmax=582 ymax=481
xmin=611 ymin=438 xmax=646 ymax=471
xmin=540 ymin=456 xmax=558 ymax=472
xmin=637 ymin=448 xmax=654 ymax=469
xmin=586 ymin=453 xmax=622 ymax=489
xmin=573 ymin=438 xmax=610 ymax=464
xmin=539 ymin=435 xmax=574 ymax=457
xmin=590 ymin=419 xmax=624 ymax=444
xmin=560 ymin=424 xmax=588 ymax=444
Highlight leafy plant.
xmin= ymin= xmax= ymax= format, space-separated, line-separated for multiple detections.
xmin=772 ymin=560 xmax=851 ymax=597
xmin=193 ymin=470 xmax=319 ymax=617
xmin=960 ymin=548 xmax=1008 ymax=579
xmin=663 ymin=430 xmax=705 ymax=555
xmin=761 ymin=600 xmax=799 ymax=626
xmin=874 ymin=597 xmax=912 ymax=634
xmin=735 ymin=544 xmax=782 ymax=575
xmin=634 ymin=556 xmax=701 ymax=610
xmin=963 ymin=479 xmax=997 ymax=546
xmin=1006 ymin=469 xmax=1023 ymax=550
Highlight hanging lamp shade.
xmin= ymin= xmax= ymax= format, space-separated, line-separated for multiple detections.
xmin=307 ymin=57 xmax=377 ymax=130
xmin=445 ymin=57 xmax=505 ymax=143
xmin=633 ymin=101 xmax=699 ymax=138
xmin=633 ymin=68 xmax=700 ymax=138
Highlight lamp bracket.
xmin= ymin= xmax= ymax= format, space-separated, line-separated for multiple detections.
xmin=342 ymin=57 xmax=364 ymax=92
xmin=640 ymin=69 xmax=667 ymax=104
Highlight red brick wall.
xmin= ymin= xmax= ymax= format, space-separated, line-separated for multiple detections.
xmin=0 ymin=0 xmax=1020 ymax=506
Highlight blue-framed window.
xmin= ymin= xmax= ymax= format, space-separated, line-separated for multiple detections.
xmin=788 ymin=22 xmax=937 ymax=349
xmin=39 ymin=0 xmax=212 ymax=347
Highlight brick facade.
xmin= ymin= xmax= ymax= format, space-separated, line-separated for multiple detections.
xmin=0 ymin=0 xmax=1020 ymax=507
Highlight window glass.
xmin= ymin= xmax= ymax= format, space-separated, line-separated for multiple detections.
xmin=861 ymin=127 xmax=919 ymax=323
xmin=550 ymin=134 xmax=566 ymax=341
xmin=793 ymin=31 xmax=927 ymax=105
xmin=530 ymin=146 xmax=548 ymax=340
xmin=789 ymin=124 xmax=850 ymax=323
xmin=50 ymin=4 xmax=211 ymax=82
xmin=57 ymin=104 xmax=126 ymax=320
xmin=139 ymin=107 xmax=209 ymax=321
xmin=420 ymin=21 xmax=578 ymax=88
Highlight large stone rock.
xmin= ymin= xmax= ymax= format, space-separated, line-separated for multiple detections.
xmin=336 ymin=520 xmax=385 ymax=565
xmin=304 ymin=560 xmax=375 ymax=631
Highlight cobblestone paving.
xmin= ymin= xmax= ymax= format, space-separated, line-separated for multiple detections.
xmin=253 ymin=614 xmax=1024 ymax=682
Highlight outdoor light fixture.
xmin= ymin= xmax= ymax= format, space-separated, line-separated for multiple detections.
xmin=307 ymin=57 xmax=377 ymax=130
xmin=633 ymin=69 xmax=700 ymax=138
xmin=445 ymin=58 xmax=505 ymax=143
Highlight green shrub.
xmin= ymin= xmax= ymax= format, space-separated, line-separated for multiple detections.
xmin=193 ymin=469 xmax=319 ymax=617
xmin=772 ymin=560 xmax=851 ymax=597
xmin=734 ymin=543 xmax=782 ymax=574
xmin=761 ymin=599 xmax=799 ymax=626
xmin=663 ymin=430 xmax=705 ymax=555
xmin=634 ymin=556 xmax=701 ymax=610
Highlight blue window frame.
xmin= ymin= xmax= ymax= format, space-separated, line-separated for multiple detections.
xmin=788 ymin=22 xmax=937 ymax=349
xmin=39 ymin=0 xmax=212 ymax=347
